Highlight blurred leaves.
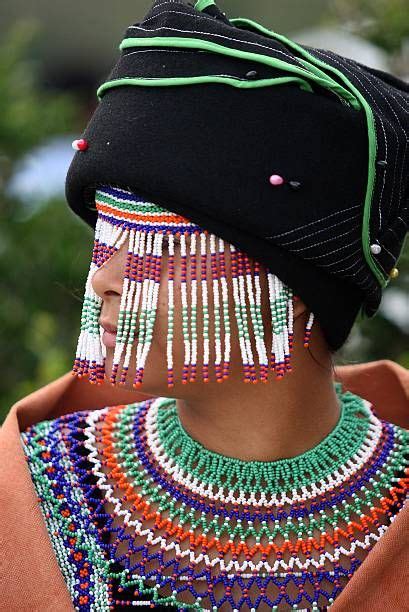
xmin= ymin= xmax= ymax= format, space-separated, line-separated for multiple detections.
xmin=0 ymin=23 xmax=90 ymax=421
xmin=326 ymin=0 xmax=409 ymax=53
xmin=0 ymin=21 xmax=77 ymax=189
xmin=326 ymin=0 xmax=409 ymax=368
xmin=0 ymin=196 xmax=93 ymax=421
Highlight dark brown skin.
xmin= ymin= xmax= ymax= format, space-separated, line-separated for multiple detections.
xmin=89 ymin=234 xmax=341 ymax=462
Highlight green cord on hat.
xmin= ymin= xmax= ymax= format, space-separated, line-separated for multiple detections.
xmin=194 ymin=0 xmax=216 ymax=11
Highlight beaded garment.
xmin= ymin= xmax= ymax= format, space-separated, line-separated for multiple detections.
xmin=21 ymin=383 xmax=409 ymax=611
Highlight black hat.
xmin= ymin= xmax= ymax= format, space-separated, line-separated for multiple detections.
xmin=65 ymin=0 xmax=409 ymax=351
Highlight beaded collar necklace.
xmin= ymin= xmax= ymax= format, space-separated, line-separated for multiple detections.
xmin=21 ymin=384 xmax=409 ymax=610
xmin=151 ymin=383 xmax=370 ymax=498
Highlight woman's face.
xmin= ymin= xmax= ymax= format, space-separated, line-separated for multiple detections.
xmin=91 ymin=232 xmax=303 ymax=397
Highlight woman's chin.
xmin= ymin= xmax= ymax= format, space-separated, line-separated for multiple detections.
xmin=101 ymin=345 xmax=171 ymax=395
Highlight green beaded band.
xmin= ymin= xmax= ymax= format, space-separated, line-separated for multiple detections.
xmin=155 ymin=384 xmax=372 ymax=494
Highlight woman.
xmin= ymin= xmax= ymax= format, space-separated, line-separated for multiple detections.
xmin=1 ymin=1 xmax=408 ymax=610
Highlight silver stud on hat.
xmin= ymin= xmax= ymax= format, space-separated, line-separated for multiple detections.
xmin=370 ymin=243 xmax=382 ymax=255
xmin=289 ymin=181 xmax=302 ymax=190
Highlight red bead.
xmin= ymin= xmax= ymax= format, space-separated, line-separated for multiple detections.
xmin=72 ymin=138 xmax=89 ymax=151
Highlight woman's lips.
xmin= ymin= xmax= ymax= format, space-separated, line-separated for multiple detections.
xmin=102 ymin=330 xmax=117 ymax=348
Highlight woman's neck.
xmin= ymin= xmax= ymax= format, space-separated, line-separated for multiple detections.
xmin=176 ymin=334 xmax=340 ymax=462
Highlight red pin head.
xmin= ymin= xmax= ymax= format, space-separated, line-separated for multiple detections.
xmin=72 ymin=138 xmax=89 ymax=151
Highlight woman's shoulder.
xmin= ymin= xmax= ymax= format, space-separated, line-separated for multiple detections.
xmin=20 ymin=397 xmax=156 ymax=451
xmin=334 ymin=358 xmax=409 ymax=429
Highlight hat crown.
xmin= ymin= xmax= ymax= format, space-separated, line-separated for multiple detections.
xmin=66 ymin=0 xmax=409 ymax=350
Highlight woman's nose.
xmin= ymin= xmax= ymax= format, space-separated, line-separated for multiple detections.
xmin=91 ymin=241 xmax=128 ymax=299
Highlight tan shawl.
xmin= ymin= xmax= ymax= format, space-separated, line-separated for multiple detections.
xmin=1 ymin=360 xmax=408 ymax=611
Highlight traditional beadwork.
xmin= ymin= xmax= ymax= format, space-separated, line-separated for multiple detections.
xmin=303 ymin=313 xmax=315 ymax=349
xmin=72 ymin=185 xmax=316 ymax=389
xmin=21 ymin=384 xmax=409 ymax=611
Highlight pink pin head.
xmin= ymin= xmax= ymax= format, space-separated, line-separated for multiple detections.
xmin=72 ymin=138 xmax=89 ymax=151
xmin=269 ymin=174 xmax=284 ymax=186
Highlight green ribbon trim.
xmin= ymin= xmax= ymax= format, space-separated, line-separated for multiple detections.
xmin=95 ymin=21 xmax=387 ymax=289
xmin=97 ymin=74 xmax=314 ymax=96
xmin=194 ymin=0 xmax=216 ymax=11
xmin=112 ymin=36 xmax=360 ymax=109
xmin=231 ymin=17 xmax=386 ymax=287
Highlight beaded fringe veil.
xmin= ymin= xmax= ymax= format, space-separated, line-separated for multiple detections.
xmin=72 ymin=186 xmax=315 ymax=388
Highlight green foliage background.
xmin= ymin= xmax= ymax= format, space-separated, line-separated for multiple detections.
xmin=0 ymin=24 xmax=93 ymax=421
xmin=1 ymin=3 xmax=408 ymax=422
